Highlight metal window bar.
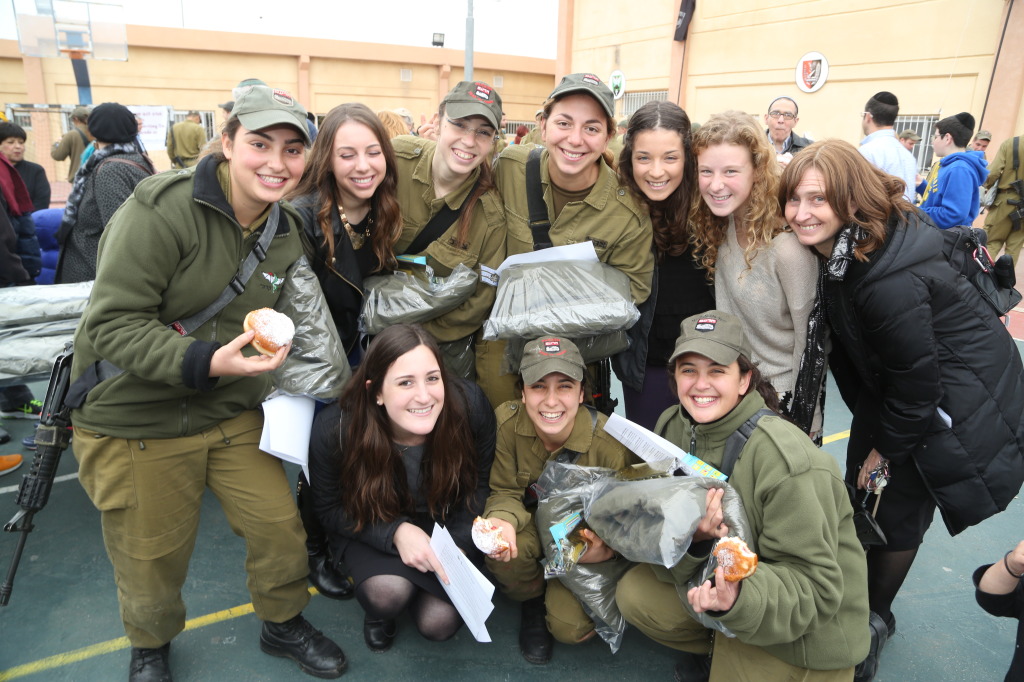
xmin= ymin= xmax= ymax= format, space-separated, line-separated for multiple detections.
xmin=621 ymin=90 xmax=669 ymax=118
xmin=894 ymin=114 xmax=939 ymax=174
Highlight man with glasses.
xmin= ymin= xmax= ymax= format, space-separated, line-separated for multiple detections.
xmin=764 ymin=96 xmax=810 ymax=167
xmin=858 ymin=91 xmax=918 ymax=202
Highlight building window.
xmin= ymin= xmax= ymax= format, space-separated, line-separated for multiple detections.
xmin=621 ymin=90 xmax=669 ymax=118
xmin=895 ymin=114 xmax=939 ymax=174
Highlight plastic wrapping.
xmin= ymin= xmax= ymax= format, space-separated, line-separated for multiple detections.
xmin=360 ymin=262 xmax=478 ymax=335
xmin=534 ymin=462 xmax=632 ymax=653
xmin=482 ymin=261 xmax=640 ymax=341
xmin=271 ymin=257 xmax=352 ymax=399
xmin=0 ymin=282 xmax=93 ymax=386
xmin=500 ymin=331 xmax=629 ymax=374
xmin=439 ymin=334 xmax=476 ymax=381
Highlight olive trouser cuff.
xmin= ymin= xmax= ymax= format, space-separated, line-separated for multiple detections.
xmin=74 ymin=410 xmax=309 ymax=648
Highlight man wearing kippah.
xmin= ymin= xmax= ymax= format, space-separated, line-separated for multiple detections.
xmin=858 ymin=91 xmax=918 ymax=203
xmin=919 ymin=112 xmax=988 ymax=229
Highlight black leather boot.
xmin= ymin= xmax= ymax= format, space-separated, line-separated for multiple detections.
xmin=853 ymin=611 xmax=890 ymax=682
xmin=673 ymin=651 xmax=711 ymax=682
xmin=363 ymin=617 xmax=397 ymax=652
xmin=260 ymin=613 xmax=347 ymax=679
xmin=128 ymin=642 xmax=172 ymax=682
xmin=518 ymin=595 xmax=553 ymax=664
xmin=297 ymin=473 xmax=353 ymax=600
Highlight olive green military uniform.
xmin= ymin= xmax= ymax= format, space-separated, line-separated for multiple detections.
xmin=493 ymin=144 xmax=654 ymax=305
xmin=166 ymin=119 xmax=207 ymax=168
xmin=51 ymin=127 xmax=89 ymax=181
xmin=520 ymin=127 xmax=543 ymax=147
xmin=483 ymin=400 xmax=638 ymax=643
xmin=392 ymin=135 xmax=514 ymax=404
xmin=983 ymin=135 xmax=1024 ymax=263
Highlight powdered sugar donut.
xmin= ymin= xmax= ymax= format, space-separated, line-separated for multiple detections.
xmin=244 ymin=308 xmax=294 ymax=356
xmin=714 ymin=536 xmax=758 ymax=582
xmin=472 ymin=516 xmax=510 ymax=555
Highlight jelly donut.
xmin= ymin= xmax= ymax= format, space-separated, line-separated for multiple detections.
xmin=243 ymin=308 xmax=295 ymax=356
xmin=714 ymin=536 xmax=758 ymax=582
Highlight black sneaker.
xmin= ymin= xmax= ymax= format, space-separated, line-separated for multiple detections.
xmin=518 ymin=595 xmax=553 ymax=664
xmin=673 ymin=651 xmax=712 ymax=682
xmin=260 ymin=613 xmax=347 ymax=678
xmin=0 ymin=425 xmax=9 ymax=445
xmin=0 ymin=399 xmax=43 ymax=420
xmin=129 ymin=643 xmax=172 ymax=682
xmin=854 ymin=611 xmax=889 ymax=682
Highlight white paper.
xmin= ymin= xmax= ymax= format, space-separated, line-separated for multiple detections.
xmin=429 ymin=523 xmax=495 ymax=643
xmin=259 ymin=393 xmax=316 ymax=481
xmin=495 ymin=241 xmax=600 ymax=275
xmin=604 ymin=413 xmax=684 ymax=467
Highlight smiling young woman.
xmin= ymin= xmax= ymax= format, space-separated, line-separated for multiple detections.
xmin=689 ymin=110 xmax=823 ymax=442
xmin=309 ymin=323 xmax=495 ymax=653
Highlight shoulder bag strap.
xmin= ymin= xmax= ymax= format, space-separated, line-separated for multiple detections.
xmin=403 ymin=177 xmax=482 ymax=255
xmin=1014 ymin=137 xmax=1020 ymax=175
xmin=526 ymin=146 xmax=552 ymax=251
xmin=169 ymin=202 xmax=281 ymax=335
xmin=719 ymin=408 xmax=775 ymax=479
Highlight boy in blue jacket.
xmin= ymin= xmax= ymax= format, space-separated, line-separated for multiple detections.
xmin=919 ymin=112 xmax=989 ymax=228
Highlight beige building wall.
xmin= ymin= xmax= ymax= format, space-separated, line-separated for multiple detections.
xmin=565 ymin=0 xmax=1024 ymax=148
xmin=1 ymin=25 xmax=556 ymax=180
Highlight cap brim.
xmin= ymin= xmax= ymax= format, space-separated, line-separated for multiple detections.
xmin=521 ymin=358 xmax=584 ymax=386
xmin=444 ymin=102 xmax=500 ymax=131
xmin=668 ymin=338 xmax=742 ymax=367
xmin=550 ymin=85 xmax=614 ymax=118
xmin=236 ymin=111 xmax=311 ymax=146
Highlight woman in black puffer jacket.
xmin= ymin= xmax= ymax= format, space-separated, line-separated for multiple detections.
xmin=779 ymin=139 xmax=1024 ymax=680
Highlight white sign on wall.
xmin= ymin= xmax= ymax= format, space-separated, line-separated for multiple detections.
xmin=795 ymin=52 xmax=829 ymax=94
xmin=609 ymin=70 xmax=626 ymax=100
xmin=127 ymin=105 xmax=172 ymax=152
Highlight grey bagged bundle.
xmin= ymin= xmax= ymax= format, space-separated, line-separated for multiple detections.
xmin=360 ymin=262 xmax=478 ymax=335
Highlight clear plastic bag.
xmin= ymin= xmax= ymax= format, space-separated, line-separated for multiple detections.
xmin=271 ymin=257 xmax=352 ymax=399
xmin=360 ymin=261 xmax=478 ymax=335
xmin=0 ymin=280 xmax=93 ymax=328
xmin=482 ymin=260 xmax=640 ymax=341
xmin=534 ymin=462 xmax=631 ymax=653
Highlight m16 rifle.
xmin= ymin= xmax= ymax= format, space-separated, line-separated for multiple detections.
xmin=1 ymin=344 xmax=74 ymax=606
xmin=1008 ymin=179 xmax=1024 ymax=232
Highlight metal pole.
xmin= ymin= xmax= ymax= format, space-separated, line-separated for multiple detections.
xmin=465 ymin=0 xmax=474 ymax=81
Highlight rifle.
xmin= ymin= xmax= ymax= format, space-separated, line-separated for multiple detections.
xmin=1 ymin=343 xmax=74 ymax=606
xmin=1007 ymin=179 xmax=1024 ymax=232
xmin=591 ymin=357 xmax=619 ymax=417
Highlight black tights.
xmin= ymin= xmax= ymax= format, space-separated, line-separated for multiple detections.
xmin=355 ymin=575 xmax=461 ymax=641
xmin=866 ymin=547 xmax=920 ymax=621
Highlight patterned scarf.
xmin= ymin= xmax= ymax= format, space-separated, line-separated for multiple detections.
xmin=56 ymin=141 xmax=142 ymax=245
xmin=790 ymin=224 xmax=866 ymax=439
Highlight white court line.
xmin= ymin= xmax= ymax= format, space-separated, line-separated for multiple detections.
xmin=0 ymin=472 xmax=79 ymax=495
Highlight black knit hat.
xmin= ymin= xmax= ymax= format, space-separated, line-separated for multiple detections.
xmin=88 ymin=103 xmax=138 ymax=143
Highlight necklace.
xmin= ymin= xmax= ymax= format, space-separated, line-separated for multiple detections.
xmin=339 ymin=204 xmax=372 ymax=250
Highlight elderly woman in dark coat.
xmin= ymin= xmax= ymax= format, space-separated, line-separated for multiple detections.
xmin=55 ymin=102 xmax=155 ymax=283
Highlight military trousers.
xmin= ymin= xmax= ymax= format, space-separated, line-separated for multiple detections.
xmin=73 ymin=409 xmax=309 ymax=648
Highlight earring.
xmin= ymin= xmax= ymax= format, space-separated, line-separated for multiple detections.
xmin=377 ymin=400 xmax=383 ymax=406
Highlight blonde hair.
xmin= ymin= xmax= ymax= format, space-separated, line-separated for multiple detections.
xmin=690 ymin=110 xmax=783 ymax=276
xmin=376 ymin=110 xmax=410 ymax=139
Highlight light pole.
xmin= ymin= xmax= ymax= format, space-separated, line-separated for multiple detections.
xmin=465 ymin=0 xmax=474 ymax=81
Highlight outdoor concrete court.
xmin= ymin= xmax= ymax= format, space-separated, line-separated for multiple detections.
xmin=1 ymin=349 xmax=1021 ymax=681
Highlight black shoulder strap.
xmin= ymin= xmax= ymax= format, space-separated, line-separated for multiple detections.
xmin=169 ymin=202 xmax=281 ymax=335
xmin=403 ymin=176 xmax=482 ymax=255
xmin=526 ymin=146 xmax=552 ymax=251
xmin=75 ymin=127 xmax=88 ymax=146
xmin=1014 ymin=137 xmax=1020 ymax=173
xmin=719 ymin=408 xmax=775 ymax=478
xmin=554 ymin=404 xmax=599 ymax=464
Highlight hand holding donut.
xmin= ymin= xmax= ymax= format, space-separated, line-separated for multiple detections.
xmin=210 ymin=329 xmax=289 ymax=377
xmin=687 ymin=565 xmax=740 ymax=613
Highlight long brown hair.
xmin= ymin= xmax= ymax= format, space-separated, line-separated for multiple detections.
xmin=289 ymin=102 xmax=401 ymax=272
xmin=617 ymin=101 xmax=695 ymax=259
xmin=690 ymin=110 xmax=783 ymax=276
xmin=778 ymin=139 xmax=913 ymax=261
xmin=435 ymin=102 xmax=498 ymax=248
xmin=337 ymin=324 xmax=478 ymax=531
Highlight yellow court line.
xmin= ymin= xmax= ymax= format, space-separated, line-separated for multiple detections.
xmin=2 ymin=430 xmax=856 ymax=680
xmin=0 ymin=588 xmax=317 ymax=681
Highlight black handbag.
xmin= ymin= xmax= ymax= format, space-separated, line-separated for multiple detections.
xmin=847 ymin=483 xmax=887 ymax=548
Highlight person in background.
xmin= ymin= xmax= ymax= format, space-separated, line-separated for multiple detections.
xmin=615 ymin=100 xmax=714 ymax=430
xmin=483 ymin=336 xmax=637 ymax=665
xmin=690 ymin=110 xmax=821 ymax=442
xmin=310 ymin=324 xmax=494 ymax=652
xmin=972 ymin=129 xmax=992 ymax=156
xmin=393 ymin=107 xmax=415 ymax=135
xmin=982 ymin=133 xmax=1024 ymax=263
xmin=780 ymin=139 xmax=1024 ymax=681
xmin=974 ymin=539 xmax=1024 ymax=682
xmin=0 ymin=122 xmax=50 ymax=210
xmin=897 ymin=129 xmax=921 ymax=153
xmin=55 ymin=103 xmax=156 ymax=284
xmin=219 ymin=100 xmax=234 ymax=122
xmin=764 ymin=95 xmax=810 ymax=168
xmin=51 ymin=106 xmax=91 ymax=182
xmin=376 ymin=110 xmax=409 ymax=140
xmin=858 ymin=91 xmax=917 ymax=203
xmin=606 ymin=117 xmax=628 ymax=163
xmin=918 ymin=113 xmax=988 ymax=229
xmin=520 ymin=108 xmax=545 ymax=146
xmin=616 ymin=310 xmax=869 ymax=682
xmin=514 ymin=124 xmax=529 ymax=145
xmin=166 ymin=110 xmax=206 ymax=169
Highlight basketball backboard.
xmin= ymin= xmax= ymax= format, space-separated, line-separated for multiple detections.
xmin=14 ymin=0 xmax=128 ymax=61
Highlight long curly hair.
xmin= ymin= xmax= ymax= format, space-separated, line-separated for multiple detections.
xmin=336 ymin=324 xmax=478 ymax=531
xmin=617 ymin=101 xmax=695 ymax=259
xmin=690 ymin=110 xmax=783 ymax=276
xmin=779 ymin=139 xmax=914 ymax=261
xmin=289 ymin=102 xmax=401 ymax=272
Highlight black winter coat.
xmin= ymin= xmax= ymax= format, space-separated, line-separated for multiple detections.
xmin=825 ymin=210 xmax=1024 ymax=535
